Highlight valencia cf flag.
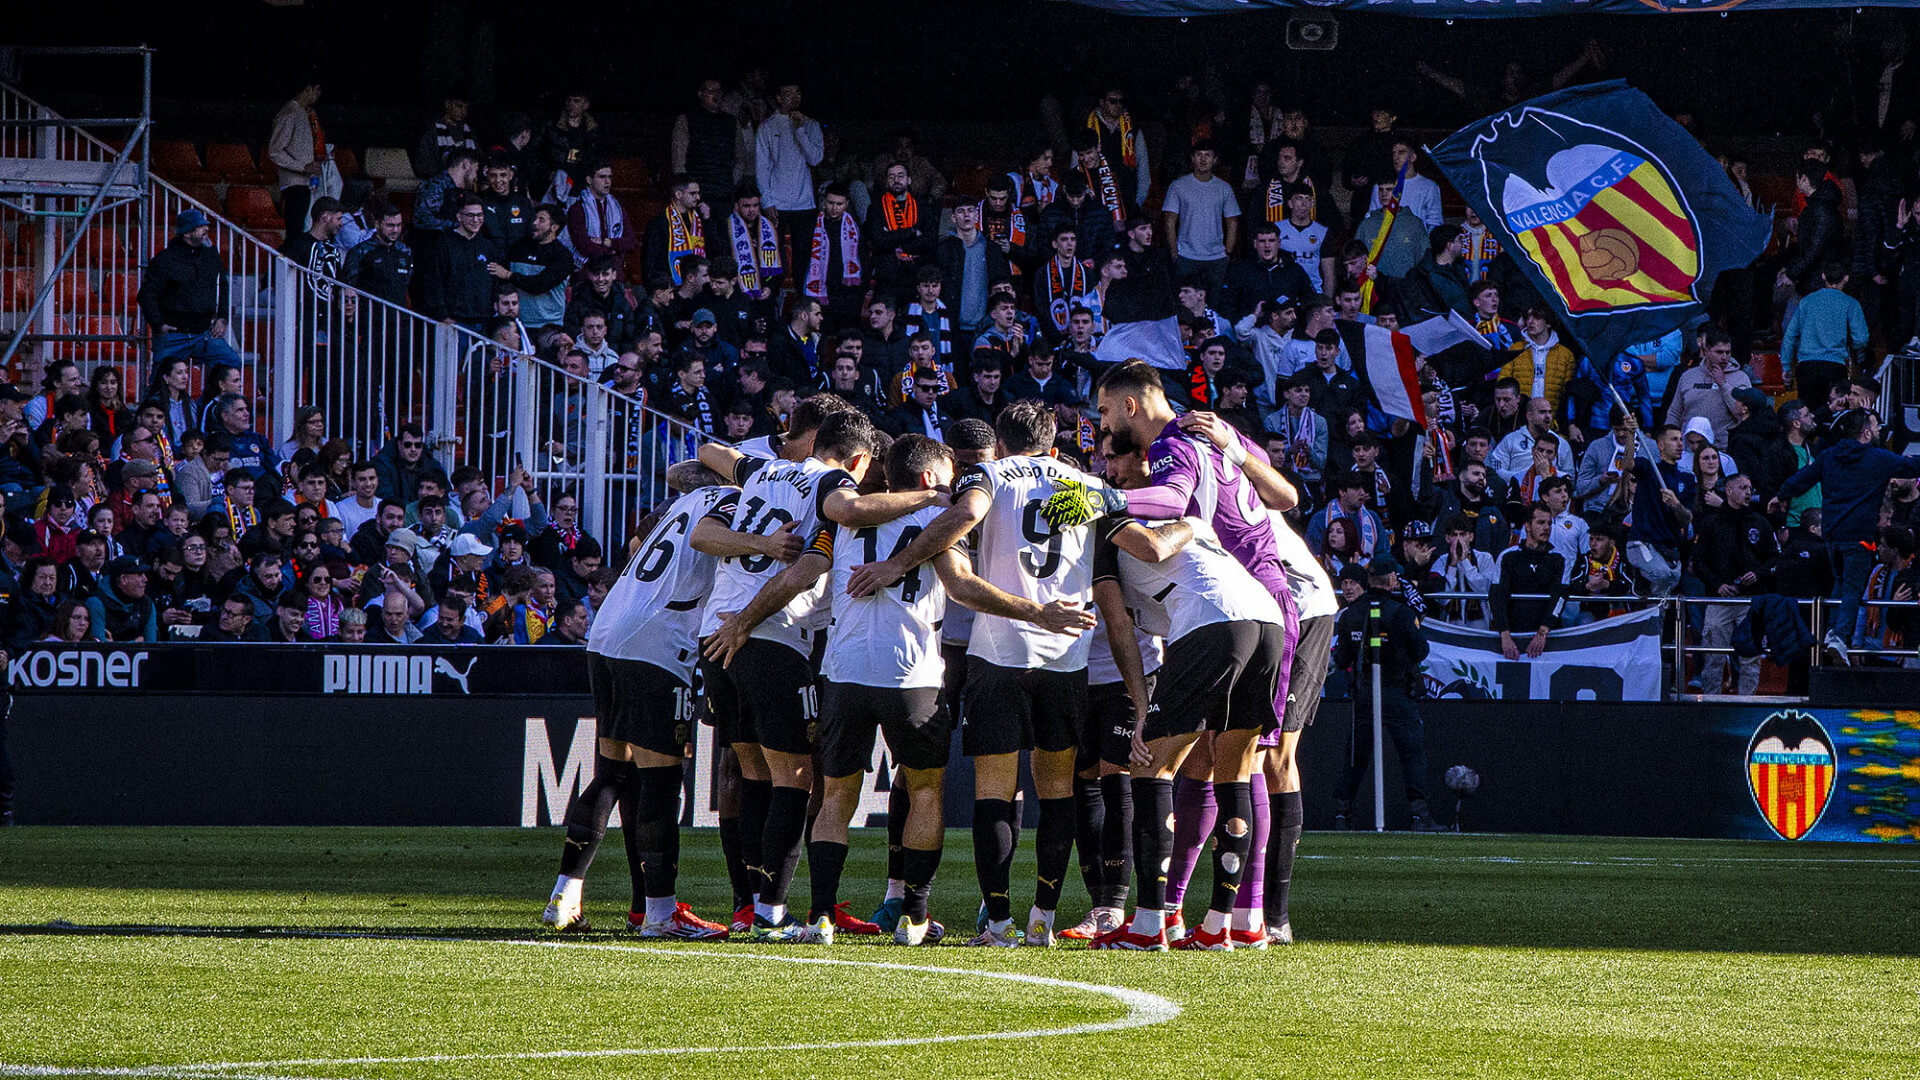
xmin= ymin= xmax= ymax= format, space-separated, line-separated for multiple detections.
xmin=1427 ymin=81 xmax=1770 ymax=365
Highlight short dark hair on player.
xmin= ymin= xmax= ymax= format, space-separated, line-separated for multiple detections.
xmin=946 ymin=417 xmax=996 ymax=454
xmin=885 ymin=434 xmax=955 ymax=492
xmin=788 ymin=393 xmax=854 ymax=438
xmin=813 ymin=410 xmax=876 ymax=462
xmin=995 ymin=401 xmax=1057 ymax=456
xmin=1095 ymin=359 xmax=1165 ymax=402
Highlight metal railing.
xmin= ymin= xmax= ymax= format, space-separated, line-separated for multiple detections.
xmin=1421 ymin=589 xmax=1920 ymax=699
xmin=0 ymin=79 xmax=705 ymax=544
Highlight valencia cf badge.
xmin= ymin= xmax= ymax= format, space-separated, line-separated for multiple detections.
xmin=1745 ymin=710 xmax=1836 ymax=841
xmin=1469 ymin=111 xmax=1702 ymax=315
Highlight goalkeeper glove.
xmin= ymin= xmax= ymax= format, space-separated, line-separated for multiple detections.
xmin=1039 ymin=477 xmax=1127 ymax=529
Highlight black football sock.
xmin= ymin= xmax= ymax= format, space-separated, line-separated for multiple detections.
xmin=1266 ymin=789 xmax=1305 ymax=928
xmin=1034 ymin=796 xmax=1077 ymax=912
xmin=1131 ymin=777 xmax=1175 ymax=913
xmin=757 ymin=785 xmax=811 ymax=908
xmin=717 ymin=817 xmax=753 ymax=911
xmin=633 ymin=765 xmax=684 ymax=903
xmin=1098 ymin=773 xmax=1134 ymax=910
xmin=886 ymin=781 xmax=909 ymax=884
xmin=901 ymin=845 xmax=943 ymax=922
xmin=973 ymin=798 xmax=1016 ymax=923
xmin=1073 ymin=776 xmax=1105 ymax=905
xmin=1209 ymin=781 xmax=1254 ymax=916
xmin=806 ymin=840 xmax=850 ymax=923
xmin=737 ymin=777 xmax=772 ymax=899
xmin=558 ymin=756 xmax=635 ymax=879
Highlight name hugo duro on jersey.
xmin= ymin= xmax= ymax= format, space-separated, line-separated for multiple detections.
xmin=958 ymin=454 xmax=1096 ymax=674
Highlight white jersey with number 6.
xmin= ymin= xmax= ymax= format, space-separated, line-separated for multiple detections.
xmin=591 ymin=485 xmax=737 ymax=675
xmin=819 ymin=505 xmax=949 ymax=689
xmin=699 ymin=456 xmax=856 ymax=657
xmin=958 ymin=454 xmax=1095 ymax=673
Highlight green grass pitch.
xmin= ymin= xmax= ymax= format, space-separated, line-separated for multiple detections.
xmin=2 ymin=828 xmax=1917 ymax=1079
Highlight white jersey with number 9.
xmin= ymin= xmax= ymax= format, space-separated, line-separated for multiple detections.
xmin=958 ymin=454 xmax=1095 ymax=673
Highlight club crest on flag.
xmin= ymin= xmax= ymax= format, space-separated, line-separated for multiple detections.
xmin=1745 ymin=710 xmax=1837 ymax=841
xmin=1471 ymin=110 xmax=1700 ymax=315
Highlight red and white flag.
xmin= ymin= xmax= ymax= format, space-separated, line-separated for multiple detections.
xmin=1364 ymin=313 xmax=1492 ymax=428
xmin=1360 ymin=324 xmax=1426 ymax=428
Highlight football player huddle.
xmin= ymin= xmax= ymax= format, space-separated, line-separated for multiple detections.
xmin=545 ymin=359 xmax=1338 ymax=952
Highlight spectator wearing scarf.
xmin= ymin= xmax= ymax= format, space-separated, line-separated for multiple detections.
xmin=727 ymin=183 xmax=783 ymax=300
xmin=644 ymin=174 xmax=707 ymax=286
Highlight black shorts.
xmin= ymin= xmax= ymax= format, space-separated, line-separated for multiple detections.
xmin=1283 ymin=614 xmax=1337 ymax=733
xmin=961 ymin=658 xmax=1087 ymax=757
xmin=588 ymin=653 xmax=693 ymax=759
xmin=940 ymin=641 xmax=969 ymax=728
xmin=819 ymin=681 xmax=952 ymax=778
xmin=1081 ymin=676 xmax=1153 ymax=772
xmin=1144 ymin=621 xmax=1286 ymax=741
xmin=703 ymin=638 xmax=818 ymax=755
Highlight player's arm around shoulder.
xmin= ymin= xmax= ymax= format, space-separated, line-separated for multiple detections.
xmin=847 ymin=482 xmax=991 ymax=597
xmin=821 ymin=483 xmax=948 ymax=528
xmin=702 ymin=541 xmax=833 ymax=668
xmin=1106 ymin=516 xmax=1196 ymax=564
xmin=934 ymin=546 xmax=1095 ymax=635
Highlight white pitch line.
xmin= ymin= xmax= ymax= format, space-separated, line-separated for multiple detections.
xmin=0 ymin=1063 xmax=369 ymax=1080
xmin=2 ymin=937 xmax=1182 ymax=1080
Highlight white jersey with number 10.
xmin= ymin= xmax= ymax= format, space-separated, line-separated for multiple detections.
xmin=699 ymin=456 xmax=856 ymax=657
xmin=958 ymin=454 xmax=1095 ymax=673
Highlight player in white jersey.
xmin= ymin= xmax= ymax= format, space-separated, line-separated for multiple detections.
xmin=870 ymin=417 xmax=1000 ymax=934
xmin=690 ymin=393 xmax=856 ymax=929
xmin=845 ymin=403 xmax=1100 ymax=947
xmin=1180 ymin=409 xmax=1340 ymax=945
xmin=1090 ymin=441 xmax=1288 ymax=952
xmin=708 ymin=436 xmax=1094 ymax=945
xmin=694 ymin=411 xmax=944 ymax=941
xmin=541 ymin=464 xmax=738 ymax=938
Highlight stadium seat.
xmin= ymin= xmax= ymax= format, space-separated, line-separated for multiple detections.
xmin=611 ymin=156 xmax=652 ymax=191
xmin=152 ymin=139 xmax=211 ymax=181
xmin=0 ymin=269 xmax=32 ymax=313
xmin=225 ymin=185 xmax=281 ymax=229
xmin=385 ymin=189 xmax=415 ymax=219
xmin=247 ymin=228 xmax=286 ymax=252
xmin=205 ymin=142 xmax=263 ymax=182
xmin=333 ymin=145 xmax=362 ymax=178
xmin=948 ymin=163 xmax=990 ymax=202
xmin=52 ymin=270 xmax=96 ymax=313
xmin=68 ymin=225 xmax=126 ymax=262
xmin=59 ymin=315 xmax=132 ymax=359
xmin=0 ymin=223 xmax=40 ymax=267
xmin=175 ymin=182 xmax=223 ymax=212
xmin=97 ymin=271 xmax=141 ymax=313
xmin=364 ymin=147 xmax=419 ymax=192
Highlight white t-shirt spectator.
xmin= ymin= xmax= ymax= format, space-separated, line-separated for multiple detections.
xmin=1163 ymin=174 xmax=1241 ymax=263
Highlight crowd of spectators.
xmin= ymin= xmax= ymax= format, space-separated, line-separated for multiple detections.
xmin=0 ymin=363 xmax=611 ymax=646
xmin=107 ymin=39 xmax=1920 ymax=682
